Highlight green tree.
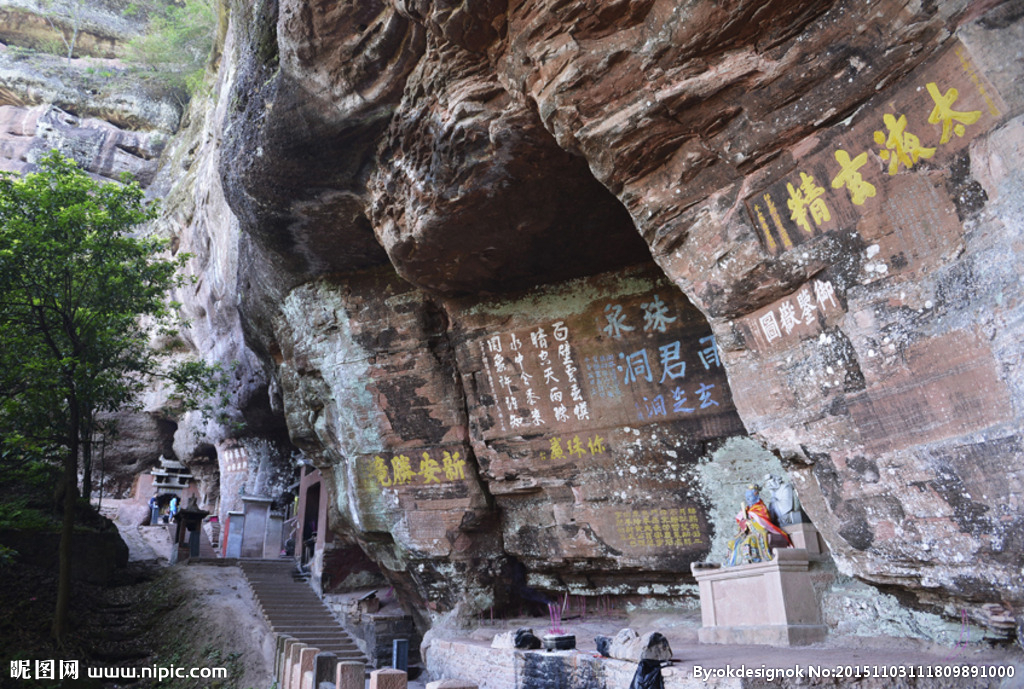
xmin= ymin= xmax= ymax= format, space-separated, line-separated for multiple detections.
xmin=0 ymin=151 xmax=186 ymax=641
xmin=126 ymin=0 xmax=219 ymax=98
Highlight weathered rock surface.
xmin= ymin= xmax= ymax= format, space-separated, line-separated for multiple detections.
xmin=144 ymin=16 xmax=294 ymax=524
xmin=0 ymin=103 xmax=165 ymax=183
xmin=0 ymin=45 xmax=183 ymax=132
xmin=92 ymin=411 xmax=177 ymax=498
xmin=126 ymin=0 xmax=1024 ymax=646
xmin=0 ymin=2 xmax=183 ymax=184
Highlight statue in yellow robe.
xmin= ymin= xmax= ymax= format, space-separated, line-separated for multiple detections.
xmin=725 ymin=485 xmax=792 ymax=566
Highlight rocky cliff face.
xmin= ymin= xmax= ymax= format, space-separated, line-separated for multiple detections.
xmin=177 ymin=0 xmax=1024 ymax=640
xmin=20 ymin=0 xmax=1023 ymax=644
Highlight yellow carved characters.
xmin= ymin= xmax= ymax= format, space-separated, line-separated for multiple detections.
xmin=873 ymin=113 xmax=936 ymax=175
xmin=371 ymin=449 xmax=467 ymax=488
xmin=615 ymin=507 xmax=704 ymax=548
xmin=541 ymin=434 xmax=607 ymax=462
xmin=786 ymin=172 xmax=831 ymax=233
xmin=753 ymin=65 xmax=991 ymax=254
xmin=830 ymin=150 xmax=877 ymax=206
xmin=926 ymin=82 xmax=981 ymax=144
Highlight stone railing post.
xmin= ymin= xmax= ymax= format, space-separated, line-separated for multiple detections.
xmin=336 ymin=661 xmax=365 ymax=689
xmin=369 ymin=668 xmax=407 ymax=689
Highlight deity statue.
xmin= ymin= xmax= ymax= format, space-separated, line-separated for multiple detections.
xmin=725 ymin=484 xmax=792 ymax=566
xmin=764 ymin=473 xmax=808 ymax=526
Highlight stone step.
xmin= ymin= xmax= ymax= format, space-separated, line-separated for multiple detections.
xmin=240 ymin=560 xmax=368 ymax=666
xmin=271 ymin=624 xmax=349 ymax=630
xmin=253 ymin=590 xmax=323 ymax=595
xmin=282 ymin=639 xmax=360 ymax=647
xmin=280 ymin=643 xmax=362 ymax=653
xmin=255 ymin=592 xmax=326 ymax=598
xmin=286 ymin=639 xmax=360 ymax=648
xmin=251 ymin=590 xmax=318 ymax=596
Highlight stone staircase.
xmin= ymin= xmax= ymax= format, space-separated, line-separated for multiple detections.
xmin=239 ymin=560 xmax=367 ymax=664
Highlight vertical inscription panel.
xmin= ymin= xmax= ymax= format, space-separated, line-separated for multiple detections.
xmin=452 ymin=268 xmax=744 ymax=446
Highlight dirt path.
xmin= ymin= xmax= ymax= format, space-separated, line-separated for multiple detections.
xmin=106 ymin=499 xmax=277 ymax=689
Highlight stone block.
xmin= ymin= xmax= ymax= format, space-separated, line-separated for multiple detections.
xmin=298 ymin=647 xmax=319 ymax=689
xmin=426 ymin=681 xmax=480 ymax=689
xmin=314 ymin=652 xmax=337 ymax=686
xmin=784 ymin=523 xmax=828 ymax=559
xmin=224 ymin=511 xmax=244 ymax=558
xmin=240 ymin=496 xmax=272 ymax=558
xmin=369 ymin=668 xmax=407 ymax=689
xmin=274 ymin=635 xmax=293 ymax=678
xmin=286 ymin=642 xmax=308 ymax=689
xmin=336 ymin=661 xmax=365 ymax=689
xmin=692 ymin=549 xmax=826 ymax=646
xmin=280 ymin=638 xmax=301 ymax=689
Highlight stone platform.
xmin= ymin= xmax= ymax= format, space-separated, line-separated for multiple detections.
xmin=692 ymin=548 xmax=827 ymax=646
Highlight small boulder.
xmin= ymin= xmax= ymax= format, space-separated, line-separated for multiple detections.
xmin=608 ymin=628 xmax=641 ymax=660
xmin=639 ymin=632 xmax=672 ymax=662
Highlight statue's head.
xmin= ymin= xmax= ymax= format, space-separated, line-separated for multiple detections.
xmin=745 ymin=484 xmax=761 ymax=506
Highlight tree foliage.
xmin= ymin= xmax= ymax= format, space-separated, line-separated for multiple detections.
xmin=126 ymin=0 xmax=218 ymax=97
xmin=0 ymin=151 xmax=219 ymax=640
xmin=0 ymin=151 xmax=175 ymax=441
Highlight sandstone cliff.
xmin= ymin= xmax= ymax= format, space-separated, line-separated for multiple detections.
xmin=15 ymin=0 xmax=1024 ymax=645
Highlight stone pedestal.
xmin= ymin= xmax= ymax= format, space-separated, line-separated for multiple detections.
xmin=692 ymin=548 xmax=826 ymax=646
xmin=314 ymin=652 xmax=337 ymax=687
xmin=274 ymin=635 xmax=293 ymax=679
xmin=369 ymin=668 xmax=407 ymax=689
xmin=426 ymin=681 xmax=480 ymax=689
xmin=286 ymin=642 xmax=308 ymax=689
